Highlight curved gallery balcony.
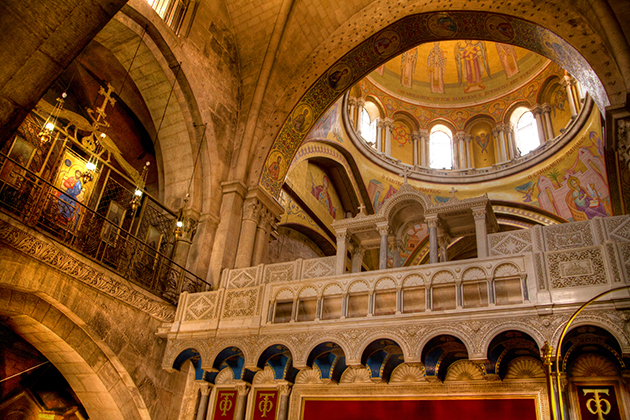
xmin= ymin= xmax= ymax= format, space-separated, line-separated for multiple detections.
xmin=344 ymin=40 xmax=589 ymax=184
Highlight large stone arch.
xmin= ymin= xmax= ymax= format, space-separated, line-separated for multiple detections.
xmin=256 ymin=9 xmax=626 ymax=198
xmin=94 ymin=15 xmax=206 ymax=213
xmin=0 ymin=288 xmax=150 ymax=420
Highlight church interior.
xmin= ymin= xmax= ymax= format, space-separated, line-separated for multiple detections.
xmin=1 ymin=0 xmax=630 ymax=419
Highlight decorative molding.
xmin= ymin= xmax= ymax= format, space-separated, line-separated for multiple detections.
xmin=504 ymin=357 xmax=546 ymax=380
xmin=570 ymin=353 xmax=619 ymax=378
xmin=0 ymin=217 xmax=175 ymax=322
xmin=390 ymin=363 xmax=426 ymax=383
xmin=444 ymin=360 xmax=484 ymax=382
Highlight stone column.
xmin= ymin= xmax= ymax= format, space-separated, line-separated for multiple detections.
xmin=491 ymin=128 xmax=503 ymax=163
xmin=531 ymin=104 xmax=546 ymax=144
xmin=189 ymin=212 xmax=220 ymax=286
xmin=348 ymin=97 xmax=357 ymax=130
xmin=506 ymin=123 xmax=518 ymax=158
xmin=542 ymin=103 xmax=554 ymax=141
xmin=419 ymin=129 xmax=429 ymax=167
xmin=562 ymin=76 xmax=578 ymax=117
xmin=412 ymin=131 xmax=420 ymax=166
xmin=383 ymin=118 xmax=393 ymax=157
xmin=376 ymin=224 xmax=389 ymax=270
xmin=460 ymin=136 xmax=467 ymax=168
xmin=234 ymin=198 xmax=261 ymax=268
xmin=393 ymin=240 xmax=404 ymax=268
xmin=196 ymin=382 xmax=212 ymax=420
xmin=233 ymin=384 xmax=250 ymax=420
xmin=356 ymin=98 xmax=366 ymax=135
xmin=351 ymin=245 xmax=365 ymax=273
xmin=277 ymin=384 xmax=292 ymax=420
xmin=252 ymin=210 xmax=274 ymax=266
xmin=335 ymin=229 xmax=348 ymax=275
xmin=375 ymin=120 xmax=383 ymax=151
xmin=465 ymin=134 xmax=473 ymax=168
xmin=426 ymin=216 xmax=439 ymax=264
xmin=473 ymin=207 xmax=488 ymax=258
xmin=451 ymin=135 xmax=460 ymax=169
xmin=209 ymin=181 xmax=247 ymax=286
xmin=438 ymin=235 xmax=450 ymax=263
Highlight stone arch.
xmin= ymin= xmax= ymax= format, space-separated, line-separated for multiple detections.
xmin=431 ymin=269 xmax=457 ymax=284
xmin=479 ymin=324 xmax=547 ymax=358
xmin=302 ymin=339 xmax=349 ymax=369
xmin=462 ymin=266 xmax=488 ymax=281
xmin=356 ymin=333 xmax=412 ymax=365
xmin=377 ymin=183 xmax=432 ymax=220
xmin=393 ymin=110 xmax=420 ymax=132
xmin=258 ymin=9 xmax=620 ymax=198
xmin=347 ymin=279 xmax=370 ymax=294
xmin=274 ymin=287 xmax=296 ymax=301
xmin=415 ymin=330 xmax=474 ymax=362
xmin=374 ymin=276 xmax=398 ymax=290
xmin=493 ymin=262 xmax=522 ymax=277
xmin=0 ymin=288 xmax=150 ymax=420
xmin=503 ymin=100 xmax=536 ymax=124
xmin=551 ymin=316 xmax=630 ymax=355
xmin=252 ymin=340 xmax=299 ymax=371
xmin=363 ymin=94 xmax=386 ymax=120
xmin=538 ymin=75 xmax=563 ymax=104
xmin=98 ymin=13 xmax=212 ymax=214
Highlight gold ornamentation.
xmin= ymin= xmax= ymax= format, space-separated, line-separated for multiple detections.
xmin=583 ymin=388 xmax=612 ymax=420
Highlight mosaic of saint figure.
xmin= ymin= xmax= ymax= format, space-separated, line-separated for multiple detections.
xmin=567 ymin=176 xmax=607 ymax=219
xmin=454 ymin=40 xmax=491 ymax=93
xmin=496 ymin=43 xmax=519 ymax=78
xmin=311 ymin=174 xmax=337 ymax=218
xmin=400 ymin=47 xmax=418 ymax=88
xmin=426 ymin=42 xmax=446 ymax=93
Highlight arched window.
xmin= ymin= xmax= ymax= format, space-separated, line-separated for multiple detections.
xmin=429 ymin=124 xmax=453 ymax=169
xmin=360 ymin=107 xmax=377 ymax=146
xmin=510 ymin=107 xmax=540 ymax=155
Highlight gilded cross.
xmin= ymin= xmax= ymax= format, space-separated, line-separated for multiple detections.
xmin=88 ymin=83 xmax=117 ymax=131
xmin=358 ymin=203 xmax=366 ymax=214
xmin=450 ymin=186 xmax=458 ymax=198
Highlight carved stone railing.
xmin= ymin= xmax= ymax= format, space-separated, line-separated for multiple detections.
xmin=169 ymin=216 xmax=630 ymax=336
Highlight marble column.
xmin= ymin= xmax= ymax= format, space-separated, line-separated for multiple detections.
xmin=426 ymin=216 xmax=439 ymax=264
xmin=491 ymin=128 xmax=503 ymax=163
xmin=531 ymin=104 xmax=546 ymax=144
xmin=506 ymin=123 xmax=518 ymax=158
xmin=335 ymin=229 xmax=349 ymax=275
xmin=412 ymin=131 xmax=420 ymax=166
xmin=375 ymin=120 xmax=383 ymax=151
xmin=456 ymin=131 xmax=466 ymax=169
xmin=348 ymin=97 xmax=357 ymax=130
xmin=542 ymin=103 xmax=554 ymax=141
xmin=465 ymin=134 xmax=473 ymax=168
xmin=377 ymin=224 xmax=389 ymax=270
xmin=562 ymin=76 xmax=578 ymax=117
xmin=356 ymin=98 xmax=366 ymax=135
xmin=419 ymin=128 xmax=429 ymax=167
xmin=196 ymin=382 xmax=212 ymax=420
xmin=473 ymin=208 xmax=488 ymax=258
xmin=252 ymin=210 xmax=274 ymax=266
xmin=233 ymin=384 xmax=250 ymax=420
xmin=351 ymin=245 xmax=365 ymax=273
xmin=277 ymin=384 xmax=292 ymax=420
xmin=438 ymin=235 xmax=450 ymax=263
xmin=451 ymin=136 xmax=460 ymax=169
xmin=383 ymin=119 xmax=393 ymax=156
xmin=234 ymin=199 xmax=261 ymax=268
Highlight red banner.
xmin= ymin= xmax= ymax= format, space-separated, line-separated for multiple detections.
xmin=302 ymin=397 xmax=537 ymax=420
xmin=576 ymin=385 xmax=623 ymax=420
xmin=212 ymin=390 xmax=237 ymax=420
xmin=252 ymin=389 xmax=279 ymax=420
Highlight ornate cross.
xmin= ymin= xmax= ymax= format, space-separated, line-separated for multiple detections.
xmin=399 ymin=165 xmax=412 ymax=184
xmin=450 ymin=186 xmax=458 ymax=198
xmin=358 ymin=203 xmax=366 ymax=214
xmin=88 ymin=83 xmax=117 ymax=131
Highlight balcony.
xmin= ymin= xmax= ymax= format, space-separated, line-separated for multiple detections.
xmin=0 ymin=150 xmax=209 ymax=306
xmin=165 ymin=215 xmax=630 ymax=358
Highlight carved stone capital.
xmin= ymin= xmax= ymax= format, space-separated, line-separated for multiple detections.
xmin=530 ymin=104 xmax=543 ymax=116
xmin=541 ymin=103 xmax=552 ymax=114
xmin=352 ymin=245 xmax=366 ymax=257
xmin=472 ymin=208 xmax=487 ymax=220
xmin=196 ymin=381 xmax=212 ymax=396
xmin=376 ymin=225 xmax=389 ymax=236
xmin=411 ymin=131 xmax=420 ymax=143
xmin=425 ymin=216 xmax=440 ymax=229
xmin=335 ymin=229 xmax=348 ymax=241
xmin=278 ymin=384 xmax=292 ymax=396
xmin=242 ymin=200 xmax=261 ymax=222
xmin=236 ymin=384 xmax=250 ymax=396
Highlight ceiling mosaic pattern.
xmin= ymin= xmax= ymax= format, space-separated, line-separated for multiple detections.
xmin=260 ymin=11 xmax=608 ymax=199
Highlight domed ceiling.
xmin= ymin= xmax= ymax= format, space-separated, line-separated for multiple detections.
xmin=367 ymin=40 xmax=549 ymax=107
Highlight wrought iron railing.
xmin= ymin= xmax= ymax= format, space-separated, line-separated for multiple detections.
xmin=0 ymin=152 xmax=210 ymax=304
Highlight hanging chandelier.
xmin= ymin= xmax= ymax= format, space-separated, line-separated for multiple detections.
xmin=38 ymin=92 xmax=67 ymax=143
